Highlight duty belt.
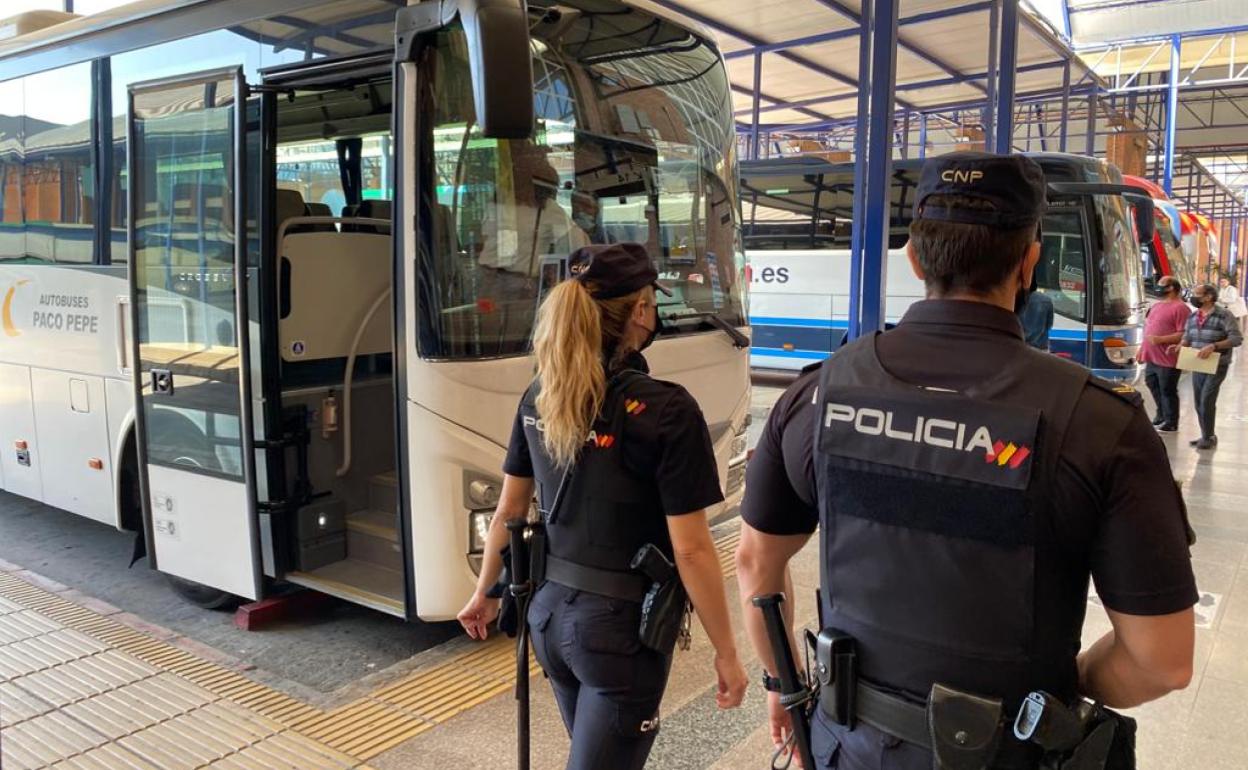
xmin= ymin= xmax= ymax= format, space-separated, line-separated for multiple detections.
xmin=820 ymin=679 xmax=930 ymax=748
xmin=545 ymin=555 xmax=649 ymax=603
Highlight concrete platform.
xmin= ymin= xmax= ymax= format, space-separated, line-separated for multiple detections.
xmin=2 ymin=357 xmax=1247 ymax=768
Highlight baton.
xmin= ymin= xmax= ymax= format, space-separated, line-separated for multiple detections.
xmin=507 ymin=519 xmax=533 ymax=770
xmin=753 ymin=593 xmax=817 ymax=770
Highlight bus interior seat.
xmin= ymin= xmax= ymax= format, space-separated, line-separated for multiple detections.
xmin=276 ymin=189 xmax=307 ymax=231
xmin=301 ymin=201 xmax=338 ymax=233
xmin=343 ymin=199 xmax=391 ymax=233
xmin=279 ymin=228 xmax=392 ymax=365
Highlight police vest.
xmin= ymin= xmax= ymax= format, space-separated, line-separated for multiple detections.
xmin=814 ymin=333 xmax=1088 ymax=709
xmin=519 ymin=370 xmax=674 ymax=581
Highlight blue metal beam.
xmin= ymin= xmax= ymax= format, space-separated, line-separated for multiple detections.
xmin=750 ymin=52 xmax=763 ymax=159
xmin=1059 ymin=61 xmax=1071 ymax=151
xmin=722 ymin=29 xmax=858 ymax=60
xmin=1164 ymin=36 xmax=1181 ymax=196
xmin=1086 ymin=89 xmax=1099 ymax=156
xmin=729 ymin=84 xmax=836 ymax=123
xmin=648 ymin=0 xmax=919 ymax=110
xmin=994 ymin=0 xmax=1021 ymax=153
xmin=984 ymin=0 xmax=1000 ymax=146
xmin=849 ymin=0 xmax=900 ymax=340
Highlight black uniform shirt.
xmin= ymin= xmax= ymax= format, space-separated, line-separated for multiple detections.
xmin=504 ymin=352 xmax=725 ymax=517
xmin=743 ymin=299 xmax=1198 ymax=618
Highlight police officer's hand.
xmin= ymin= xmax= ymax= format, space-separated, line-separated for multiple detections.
xmin=714 ymin=652 xmax=748 ymax=709
xmin=457 ymin=590 xmax=500 ymax=640
xmin=1197 ymin=344 xmax=1217 ymax=360
xmin=767 ymin=691 xmax=804 ymax=768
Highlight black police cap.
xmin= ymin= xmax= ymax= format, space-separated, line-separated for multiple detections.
xmin=569 ymin=243 xmax=672 ymax=300
xmin=913 ymin=152 xmax=1047 ymax=229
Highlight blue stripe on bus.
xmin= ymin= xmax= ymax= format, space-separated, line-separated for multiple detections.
xmin=749 ymin=316 xmax=849 ymax=329
xmin=753 ymin=316 xmax=1139 ymax=344
xmin=750 ymin=347 xmax=830 ymax=360
xmin=752 ymin=325 xmax=840 ymax=353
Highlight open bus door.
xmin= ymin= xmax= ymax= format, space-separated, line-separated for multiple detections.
xmin=127 ymin=68 xmax=263 ymax=602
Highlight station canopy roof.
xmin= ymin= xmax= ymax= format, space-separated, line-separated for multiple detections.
xmin=636 ymin=0 xmax=1099 ymax=130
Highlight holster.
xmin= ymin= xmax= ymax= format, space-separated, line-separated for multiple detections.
xmin=636 ymin=573 xmax=687 ymax=653
xmin=927 ymin=684 xmax=1005 ymax=770
xmin=491 ymin=545 xmax=519 ymax=638
xmin=492 ymin=523 xmax=546 ymax=639
xmin=1048 ymin=707 xmax=1135 ymax=770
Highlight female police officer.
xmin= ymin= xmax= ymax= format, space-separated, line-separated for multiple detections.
xmin=458 ymin=242 xmax=748 ymax=769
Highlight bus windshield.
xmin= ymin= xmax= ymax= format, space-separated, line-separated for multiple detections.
xmin=418 ymin=6 xmax=745 ymax=360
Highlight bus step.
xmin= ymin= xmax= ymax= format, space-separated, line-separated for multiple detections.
xmin=346 ymin=509 xmax=401 ymax=572
xmin=368 ymin=471 xmax=398 ymax=514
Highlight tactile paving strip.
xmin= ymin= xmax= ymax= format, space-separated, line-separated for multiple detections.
xmin=1 ymin=520 xmax=744 ymax=767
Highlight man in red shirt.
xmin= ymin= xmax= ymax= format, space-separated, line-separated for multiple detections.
xmin=1139 ymin=277 xmax=1190 ymax=431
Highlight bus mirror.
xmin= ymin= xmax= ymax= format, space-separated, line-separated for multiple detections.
xmin=1125 ymin=194 xmax=1155 ymax=246
xmin=459 ymin=0 xmax=534 ymax=139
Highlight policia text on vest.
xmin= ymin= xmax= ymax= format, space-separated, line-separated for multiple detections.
xmin=736 ymin=153 xmax=1196 ymax=770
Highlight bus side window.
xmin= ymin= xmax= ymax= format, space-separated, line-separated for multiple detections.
xmin=1037 ymin=209 xmax=1087 ymax=322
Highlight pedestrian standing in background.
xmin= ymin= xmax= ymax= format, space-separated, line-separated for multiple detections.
xmin=1173 ymin=283 xmax=1243 ymax=450
xmin=1140 ymin=276 xmax=1190 ymax=432
xmin=1218 ymin=277 xmax=1248 ymax=333
xmin=1019 ymin=289 xmax=1055 ymax=351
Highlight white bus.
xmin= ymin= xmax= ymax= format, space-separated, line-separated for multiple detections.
xmin=0 ymin=0 xmax=751 ymax=620
xmin=741 ymin=154 xmax=1149 ymax=381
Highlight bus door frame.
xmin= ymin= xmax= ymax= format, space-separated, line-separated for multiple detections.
xmin=127 ymin=66 xmax=264 ymax=599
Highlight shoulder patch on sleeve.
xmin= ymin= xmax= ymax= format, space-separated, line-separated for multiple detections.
xmin=1087 ymin=376 xmax=1145 ymax=409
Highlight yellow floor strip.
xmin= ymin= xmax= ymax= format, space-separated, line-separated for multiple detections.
xmin=1 ymin=521 xmax=745 ymax=766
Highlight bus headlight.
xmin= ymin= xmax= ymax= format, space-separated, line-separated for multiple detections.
xmin=1103 ymin=337 xmax=1135 ymax=365
xmin=469 ymin=511 xmax=493 ymax=554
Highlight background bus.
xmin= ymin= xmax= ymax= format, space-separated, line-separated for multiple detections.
xmin=741 ymin=154 xmax=1147 ymax=380
xmin=1123 ymin=174 xmax=1196 ymax=296
xmin=0 ymin=0 xmax=750 ymax=620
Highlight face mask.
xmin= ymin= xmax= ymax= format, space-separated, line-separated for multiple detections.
xmin=1191 ymin=296 xmax=1207 ymax=310
xmin=639 ymin=313 xmax=663 ymax=352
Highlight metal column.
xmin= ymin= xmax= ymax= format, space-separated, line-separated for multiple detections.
xmin=993 ymin=0 xmax=1020 ymax=153
xmin=848 ymin=0 xmax=900 ymax=340
xmin=918 ymin=113 xmax=928 ymax=159
xmin=750 ymin=52 xmax=763 ymax=160
xmin=983 ymin=0 xmax=1000 ymax=146
xmin=1085 ymin=88 xmax=1098 ymax=156
xmin=1059 ymin=61 xmax=1070 ymax=152
xmin=1163 ymin=35 xmax=1181 ymax=196
xmin=901 ymin=110 xmax=911 ymax=159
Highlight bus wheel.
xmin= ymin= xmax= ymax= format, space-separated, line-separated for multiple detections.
xmin=164 ymin=574 xmax=241 ymax=611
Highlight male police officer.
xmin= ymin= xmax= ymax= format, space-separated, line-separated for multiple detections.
xmin=736 ymin=153 xmax=1197 ymax=769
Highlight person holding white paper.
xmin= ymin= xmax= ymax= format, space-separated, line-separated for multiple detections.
xmin=1171 ymin=283 xmax=1243 ymax=449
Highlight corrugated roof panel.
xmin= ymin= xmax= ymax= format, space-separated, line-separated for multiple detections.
xmin=1069 ymin=0 xmax=1248 ymax=47
xmin=687 ymin=0 xmax=853 ymax=44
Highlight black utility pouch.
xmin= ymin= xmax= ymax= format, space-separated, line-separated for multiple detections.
xmin=927 ymin=683 xmax=1005 ymax=770
xmin=815 ymin=628 xmax=858 ymax=727
xmin=632 ymin=544 xmax=687 ymax=653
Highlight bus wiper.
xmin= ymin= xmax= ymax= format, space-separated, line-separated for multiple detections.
xmin=666 ymin=312 xmax=750 ymax=349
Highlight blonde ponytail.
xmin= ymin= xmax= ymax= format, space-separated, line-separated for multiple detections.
xmin=533 ymin=280 xmax=642 ymax=468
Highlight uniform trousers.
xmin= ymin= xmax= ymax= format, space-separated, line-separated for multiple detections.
xmin=527 ymin=581 xmax=672 ymax=770
xmin=1192 ymin=366 xmax=1230 ymax=441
